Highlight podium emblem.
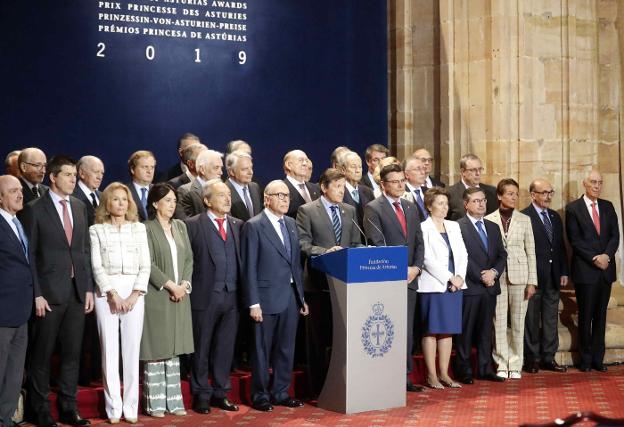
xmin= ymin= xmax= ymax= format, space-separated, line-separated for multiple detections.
xmin=361 ymin=302 xmax=394 ymax=358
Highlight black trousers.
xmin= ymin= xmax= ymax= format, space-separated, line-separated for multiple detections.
xmin=454 ymin=293 xmax=496 ymax=377
xmin=575 ymin=280 xmax=612 ymax=367
xmin=303 ymin=291 xmax=332 ymax=397
xmin=524 ymin=274 xmax=560 ymax=363
xmin=0 ymin=323 xmax=27 ymax=425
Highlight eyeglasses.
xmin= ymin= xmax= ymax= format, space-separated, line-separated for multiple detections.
xmin=406 ymin=167 xmax=426 ymax=173
xmin=464 ymin=167 xmax=484 ymax=174
xmin=532 ymin=190 xmax=555 ymax=196
xmin=24 ymin=161 xmax=46 ymax=170
xmin=469 ymin=198 xmax=487 ymax=204
xmin=267 ymin=192 xmax=289 ymax=200
xmin=383 ymin=179 xmax=406 ymax=185
xmin=588 ymin=180 xmax=603 ymax=186
xmin=418 ymin=157 xmax=434 ymax=163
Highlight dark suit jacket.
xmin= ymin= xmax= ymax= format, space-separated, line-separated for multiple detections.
xmin=0 ymin=216 xmax=34 ymax=326
xmin=296 ymin=199 xmax=363 ymax=292
xmin=283 ymin=178 xmax=320 ymax=218
xmin=359 ymin=173 xmax=375 ymax=190
xmin=241 ymin=212 xmax=305 ymax=314
xmin=457 ymin=216 xmax=507 ymax=296
xmin=168 ymin=172 xmax=192 ymax=189
xmin=521 ymin=204 xmax=568 ymax=287
xmin=226 ymin=179 xmax=263 ymax=221
xmin=363 ymin=196 xmax=424 ymax=291
xmin=428 ymin=176 xmax=445 ymax=188
xmin=72 ymin=185 xmax=102 ymax=227
xmin=21 ymin=192 xmax=93 ymax=304
xmin=342 ymin=184 xmax=374 ymax=231
xmin=157 ymin=163 xmax=183 ymax=183
xmin=20 ymin=177 xmax=48 ymax=206
xmin=447 ymin=181 xmax=498 ymax=220
xmin=127 ymin=181 xmax=151 ymax=222
xmin=565 ymin=197 xmax=620 ymax=284
xmin=185 ymin=213 xmax=242 ymax=310
xmin=180 ymin=179 xmax=205 ymax=218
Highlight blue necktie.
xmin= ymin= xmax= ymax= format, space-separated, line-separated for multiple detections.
xmin=12 ymin=217 xmax=28 ymax=257
xmin=351 ymin=189 xmax=360 ymax=204
xmin=475 ymin=220 xmax=489 ymax=251
xmin=140 ymin=187 xmax=148 ymax=217
xmin=330 ymin=205 xmax=342 ymax=244
xmin=541 ymin=210 xmax=553 ymax=243
xmin=278 ymin=218 xmax=291 ymax=258
xmin=414 ymin=189 xmax=428 ymax=219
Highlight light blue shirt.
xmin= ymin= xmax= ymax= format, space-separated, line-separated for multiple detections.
xmin=0 ymin=207 xmax=19 ymax=239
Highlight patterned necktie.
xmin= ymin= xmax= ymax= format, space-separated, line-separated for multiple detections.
xmin=90 ymin=192 xmax=98 ymax=208
xmin=12 ymin=217 xmax=28 ymax=257
xmin=32 ymin=185 xmax=40 ymax=198
xmin=475 ymin=220 xmax=489 ymax=251
xmin=352 ymin=189 xmax=360 ymax=204
xmin=140 ymin=187 xmax=148 ymax=217
xmin=540 ymin=210 xmax=553 ymax=243
xmin=278 ymin=218 xmax=292 ymax=258
xmin=591 ymin=202 xmax=600 ymax=235
xmin=215 ymin=218 xmax=227 ymax=241
xmin=242 ymin=187 xmax=254 ymax=217
xmin=392 ymin=201 xmax=407 ymax=236
xmin=414 ymin=189 xmax=428 ymax=219
xmin=330 ymin=205 xmax=342 ymax=244
xmin=298 ymin=183 xmax=312 ymax=203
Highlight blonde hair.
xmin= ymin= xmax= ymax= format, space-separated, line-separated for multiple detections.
xmin=94 ymin=182 xmax=139 ymax=224
xmin=373 ymin=156 xmax=400 ymax=185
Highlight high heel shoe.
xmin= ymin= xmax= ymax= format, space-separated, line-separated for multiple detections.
xmin=426 ymin=377 xmax=444 ymax=389
xmin=439 ymin=378 xmax=462 ymax=388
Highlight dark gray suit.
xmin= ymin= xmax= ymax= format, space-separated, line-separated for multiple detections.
xmin=342 ymin=184 xmax=374 ymax=233
xmin=180 ymin=179 xmax=206 ymax=219
xmin=168 ymin=172 xmax=192 ymax=189
xmin=72 ymin=185 xmax=101 ymax=227
xmin=446 ymin=182 xmax=497 ymax=221
xmin=226 ymin=179 xmax=262 ymax=222
xmin=283 ymin=179 xmax=320 ymax=219
xmin=19 ymin=177 xmax=48 ymax=207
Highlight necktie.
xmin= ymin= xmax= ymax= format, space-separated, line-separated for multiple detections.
xmin=278 ymin=218 xmax=292 ymax=258
xmin=60 ymin=199 xmax=74 ymax=277
xmin=591 ymin=202 xmax=600 ymax=235
xmin=90 ymin=192 xmax=98 ymax=208
xmin=475 ymin=220 xmax=489 ymax=251
xmin=298 ymin=183 xmax=312 ymax=203
xmin=414 ymin=189 xmax=428 ymax=219
xmin=140 ymin=187 xmax=148 ymax=217
xmin=215 ymin=218 xmax=227 ymax=241
xmin=540 ymin=210 xmax=553 ymax=243
xmin=12 ymin=217 xmax=28 ymax=257
xmin=392 ymin=201 xmax=407 ymax=236
xmin=330 ymin=205 xmax=342 ymax=244
xmin=242 ymin=187 xmax=254 ymax=217
xmin=352 ymin=189 xmax=360 ymax=204
xmin=32 ymin=185 xmax=40 ymax=198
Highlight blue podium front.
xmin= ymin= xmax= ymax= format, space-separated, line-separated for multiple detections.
xmin=311 ymin=246 xmax=408 ymax=414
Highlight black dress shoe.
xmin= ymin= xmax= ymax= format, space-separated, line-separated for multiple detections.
xmin=36 ymin=411 xmax=58 ymax=427
xmin=524 ymin=361 xmax=539 ymax=374
xmin=59 ymin=410 xmax=90 ymax=426
xmin=252 ymin=400 xmax=273 ymax=412
xmin=460 ymin=376 xmax=474 ymax=385
xmin=479 ymin=373 xmax=505 ymax=382
xmin=210 ymin=397 xmax=239 ymax=412
xmin=406 ymin=383 xmax=425 ymax=392
xmin=592 ymin=364 xmax=608 ymax=372
xmin=193 ymin=399 xmax=211 ymax=414
xmin=578 ymin=366 xmax=591 ymax=372
xmin=273 ymin=397 xmax=304 ymax=408
xmin=541 ymin=360 xmax=567 ymax=372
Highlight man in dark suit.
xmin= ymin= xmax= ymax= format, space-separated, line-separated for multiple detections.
xmin=455 ymin=187 xmax=507 ymax=384
xmin=185 ymin=179 xmax=242 ymax=414
xmin=447 ymin=153 xmax=497 ymax=220
xmin=127 ymin=150 xmax=156 ymax=222
xmin=17 ymin=147 xmax=48 ymax=206
xmin=565 ymin=170 xmax=620 ymax=372
xmin=412 ymin=148 xmax=445 ymax=188
xmin=402 ymin=156 xmax=429 ymax=222
xmin=22 ymin=156 xmax=94 ymax=427
xmin=296 ymin=168 xmax=363 ymax=396
xmin=0 ymin=175 xmax=34 ymax=427
xmin=225 ymin=150 xmax=262 ymax=221
xmin=242 ymin=180 xmax=309 ymax=412
xmin=282 ymin=150 xmax=320 ymax=218
xmin=157 ymin=132 xmax=201 ymax=182
xmin=522 ymin=179 xmax=568 ymax=374
xmin=338 ymin=151 xmax=374 ymax=232
xmin=363 ymin=163 xmax=425 ymax=392
xmin=168 ymin=143 xmax=206 ymax=189
xmin=179 ymin=149 xmax=223 ymax=219
xmin=360 ymin=144 xmax=388 ymax=194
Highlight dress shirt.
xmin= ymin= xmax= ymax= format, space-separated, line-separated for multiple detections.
xmin=582 ymin=194 xmax=600 ymax=218
xmin=405 ymin=182 xmax=426 ymax=198
xmin=383 ymin=193 xmax=404 ymax=213
xmin=320 ymin=196 xmax=341 ymax=227
xmin=531 ymin=203 xmax=551 ymax=223
xmin=285 ymin=175 xmax=310 ymax=201
xmin=466 ymin=213 xmax=487 ymax=237
xmin=228 ymin=178 xmax=253 ymax=211
xmin=78 ymin=180 xmax=99 ymax=205
xmin=132 ymin=181 xmax=150 ymax=200
xmin=367 ymin=171 xmax=380 ymax=194
xmin=0 ymin=207 xmax=19 ymax=239
xmin=207 ymin=210 xmax=228 ymax=233
xmin=345 ymin=182 xmax=359 ymax=199
xmin=49 ymin=190 xmax=74 ymax=227
xmin=425 ymin=176 xmax=433 ymax=188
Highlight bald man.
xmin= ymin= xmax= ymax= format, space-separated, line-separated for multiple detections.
xmin=73 ymin=156 xmax=105 ymax=227
xmin=5 ymin=150 xmax=21 ymax=178
xmin=282 ymin=150 xmax=319 ymax=218
xmin=565 ymin=170 xmax=620 ymax=372
xmin=412 ymin=148 xmax=444 ymax=188
xmin=17 ymin=147 xmax=48 ymax=206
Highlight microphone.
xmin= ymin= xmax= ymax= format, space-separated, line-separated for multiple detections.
xmin=366 ymin=217 xmax=387 ymax=247
xmin=351 ymin=218 xmax=369 ymax=246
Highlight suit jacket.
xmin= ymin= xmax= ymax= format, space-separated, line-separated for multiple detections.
xmin=342 ymin=184 xmax=374 ymax=231
xmin=226 ymin=179 xmax=263 ymax=221
xmin=419 ymin=218 xmax=468 ymax=293
xmin=283 ymin=178 xmax=320 ymax=218
xmin=485 ymin=209 xmax=538 ymax=286
xmin=0 ymin=215 xmax=34 ymax=326
xmin=521 ymin=204 xmax=568 ymax=288
xmin=72 ymin=185 xmax=102 ymax=226
xmin=21 ymin=192 xmax=93 ymax=304
xmin=168 ymin=172 xmax=191 ymax=189
xmin=360 ymin=173 xmax=375 ymax=191
xmin=446 ymin=181 xmax=498 ymax=220
xmin=428 ymin=176 xmax=446 ymax=188
xmin=401 ymin=186 xmax=428 ymax=222
xmin=20 ymin=177 xmax=48 ymax=206
xmin=180 ymin=179 xmax=206 ymax=219
xmin=457 ymin=216 xmax=507 ymax=296
xmin=296 ymin=199 xmax=363 ymax=292
xmin=185 ymin=213 xmax=242 ymax=310
xmin=565 ymin=196 xmax=620 ymax=284
xmin=157 ymin=162 xmax=183 ymax=183
xmin=241 ymin=211 xmax=305 ymax=314
xmin=127 ymin=181 xmax=151 ymax=222
xmin=363 ymin=196 xmax=425 ymax=290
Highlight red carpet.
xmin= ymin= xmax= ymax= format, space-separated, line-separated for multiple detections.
xmin=27 ymin=364 xmax=624 ymax=426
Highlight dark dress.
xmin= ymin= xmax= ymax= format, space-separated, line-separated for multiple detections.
xmin=419 ymin=232 xmax=463 ymax=334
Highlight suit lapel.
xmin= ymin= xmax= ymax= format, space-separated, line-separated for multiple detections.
xmin=598 ymin=199 xmax=608 ymax=240
xmin=465 ymin=217 xmax=488 ymax=254
xmin=577 ymin=197 xmax=599 ymax=238
xmin=227 ymin=216 xmax=241 ymax=260
xmin=259 ymin=213 xmax=290 ymax=263
xmin=198 ymin=214 xmax=218 ymax=265
xmin=380 ymin=198 xmax=405 ymax=239
xmin=43 ymin=194 xmax=69 ymax=246
xmin=338 ymin=204 xmax=352 ymax=246
xmin=69 ymin=198 xmax=84 ymax=246
xmin=285 ymin=179 xmax=305 ymax=206
xmin=0 ymin=217 xmax=26 ymax=259
xmin=401 ymin=199 xmax=418 ymax=241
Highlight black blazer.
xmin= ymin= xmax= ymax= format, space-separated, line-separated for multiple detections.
xmin=72 ymin=185 xmax=102 ymax=227
xmin=447 ymin=181 xmax=498 ymax=220
xmin=226 ymin=179 xmax=263 ymax=221
xmin=185 ymin=213 xmax=242 ymax=310
xmin=283 ymin=178 xmax=320 ymax=218
xmin=20 ymin=177 xmax=48 ymax=206
xmin=428 ymin=176 xmax=446 ymax=188
xmin=127 ymin=181 xmax=151 ymax=222
xmin=359 ymin=173 xmax=375 ymax=191
xmin=0 ymin=216 xmax=34 ymax=326
xmin=342 ymin=184 xmax=374 ymax=231
xmin=565 ymin=197 xmax=620 ymax=284
xmin=363 ymin=196 xmax=424 ymax=291
xmin=157 ymin=162 xmax=183 ymax=183
xmin=521 ymin=204 xmax=568 ymax=287
xmin=168 ymin=172 xmax=191 ymax=189
xmin=457 ymin=216 xmax=507 ymax=296
xmin=21 ymin=192 xmax=93 ymax=304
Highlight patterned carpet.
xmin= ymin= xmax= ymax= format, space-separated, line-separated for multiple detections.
xmin=26 ymin=364 xmax=624 ymax=426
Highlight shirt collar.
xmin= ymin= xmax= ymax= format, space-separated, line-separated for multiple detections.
xmin=78 ymin=180 xmax=96 ymax=198
xmin=384 ymin=193 xmax=401 ymax=206
xmin=466 ymin=213 xmax=485 ymax=226
xmin=345 ymin=181 xmax=357 ymax=193
xmin=264 ymin=207 xmax=283 ymax=224
xmin=207 ymin=210 xmax=227 ymax=223
xmin=286 ymin=174 xmax=304 ymax=187
xmin=0 ymin=207 xmax=16 ymax=224
xmin=228 ymin=178 xmax=246 ymax=192
xmin=532 ymin=202 xmax=548 ymax=216
xmin=583 ymin=194 xmax=598 ymax=207
xmin=320 ymin=195 xmax=338 ymax=210
xmin=49 ymin=189 xmax=70 ymax=205
xmin=461 ymin=179 xmax=479 ymax=189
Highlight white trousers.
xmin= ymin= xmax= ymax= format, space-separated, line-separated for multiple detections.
xmin=95 ymin=275 xmax=144 ymax=420
xmin=493 ymin=272 xmax=528 ymax=372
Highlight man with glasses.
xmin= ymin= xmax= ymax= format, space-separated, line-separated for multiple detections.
xmin=521 ymin=179 xmax=568 ymax=374
xmin=282 ymin=150 xmax=319 ymax=218
xmin=363 ymin=163 xmax=425 ymax=393
xmin=566 ymin=170 xmax=620 ymax=373
xmin=447 ymin=153 xmax=497 ymax=220
xmin=360 ymin=144 xmax=389 ymax=194
xmin=412 ymin=148 xmax=445 ymax=188
xmin=17 ymin=147 xmax=48 ymax=206
xmin=338 ymin=151 xmax=374 ymax=231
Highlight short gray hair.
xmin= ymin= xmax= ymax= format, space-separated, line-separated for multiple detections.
xmin=182 ymin=143 xmax=207 ymax=163
xmin=76 ymin=155 xmax=104 ymax=173
xmin=225 ymin=150 xmax=252 ymax=172
xmin=196 ymin=149 xmax=223 ymax=169
xmin=202 ymin=178 xmax=225 ymax=201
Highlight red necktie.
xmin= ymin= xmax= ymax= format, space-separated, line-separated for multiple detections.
xmin=392 ymin=201 xmax=407 ymax=237
xmin=591 ymin=202 xmax=600 ymax=235
xmin=215 ymin=218 xmax=227 ymax=241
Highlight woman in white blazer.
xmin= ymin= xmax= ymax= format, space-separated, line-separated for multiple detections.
xmin=419 ymin=187 xmax=468 ymax=389
xmin=90 ymin=182 xmax=151 ymax=424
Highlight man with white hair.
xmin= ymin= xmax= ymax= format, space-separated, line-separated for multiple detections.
xmin=179 ymin=150 xmax=223 ymax=218
xmin=169 ymin=143 xmax=207 ymax=189
xmin=225 ymin=150 xmax=262 ymax=222
xmin=282 ymin=150 xmax=319 ymax=218
xmin=73 ymin=156 xmax=105 ymax=227
xmin=412 ymin=148 xmax=445 ymax=188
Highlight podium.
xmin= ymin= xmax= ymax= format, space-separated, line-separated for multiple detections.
xmin=311 ymin=246 xmax=407 ymax=414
